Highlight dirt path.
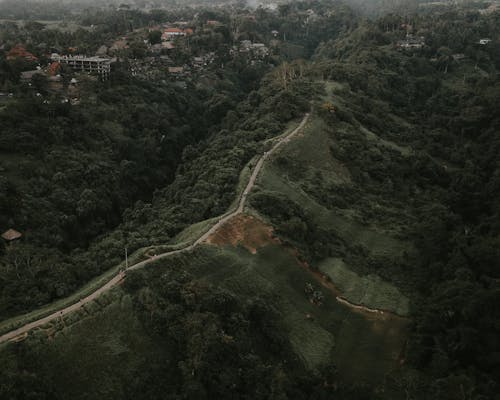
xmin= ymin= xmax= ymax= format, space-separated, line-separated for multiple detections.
xmin=0 ymin=113 xmax=310 ymax=344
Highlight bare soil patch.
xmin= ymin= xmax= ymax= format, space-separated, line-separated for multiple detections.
xmin=206 ymin=214 xmax=278 ymax=253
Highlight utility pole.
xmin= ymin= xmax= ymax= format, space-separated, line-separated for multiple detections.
xmin=125 ymin=246 xmax=128 ymax=270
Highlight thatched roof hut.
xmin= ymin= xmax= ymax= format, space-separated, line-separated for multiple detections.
xmin=1 ymin=229 xmax=22 ymax=242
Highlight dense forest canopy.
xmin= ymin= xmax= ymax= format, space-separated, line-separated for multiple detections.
xmin=0 ymin=0 xmax=499 ymax=398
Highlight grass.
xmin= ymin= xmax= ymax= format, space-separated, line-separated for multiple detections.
xmin=263 ymin=116 xmax=306 ymax=144
xmin=256 ymin=108 xmax=413 ymax=254
xmin=360 ymin=125 xmax=411 ymax=157
xmin=170 ymin=217 xmax=219 ymax=246
xmin=273 ymin=116 xmax=349 ymax=183
xmin=1 ymin=174 xmax=410 ymax=388
xmin=321 ymin=80 xmax=413 ymax=154
xmin=318 ymin=258 xmax=410 ymax=316
xmin=0 ymin=242 xmax=409 ymax=390
xmin=172 ymin=116 xmax=307 ymax=245
xmin=252 ymin=103 xmax=413 ymax=316
xmin=161 ymin=245 xmax=409 ymax=383
xmin=0 ymin=117 xmax=309 ymax=339
xmin=9 ymin=291 xmax=155 ymax=400
xmin=0 ymin=245 xmax=146 ymax=337
xmin=258 ymin=167 xmax=409 ymax=257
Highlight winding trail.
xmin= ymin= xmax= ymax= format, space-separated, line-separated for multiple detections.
xmin=0 ymin=113 xmax=311 ymax=344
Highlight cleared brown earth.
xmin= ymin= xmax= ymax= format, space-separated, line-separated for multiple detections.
xmin=206 ymin=214 xmax=279 ymax=254
xmin=0 ymin=114 xmax=311 ymax=345
xmin=205 ymin=213 xmax=410 ymax=381
xmin=207 ymin=214 xmax=408 ymax=320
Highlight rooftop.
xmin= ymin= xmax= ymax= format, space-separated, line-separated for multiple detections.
xmin=164 ymin=28 xmax=183 ymax=33
xmin=51 ymin=53 xmax=113 ymax=63
xmin=2 ymin=229 xmax=22 ymax=241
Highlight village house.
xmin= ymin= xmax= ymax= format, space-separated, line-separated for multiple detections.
xmin=168 ymin=66 xmax=184 ymax=75
xmin=51 ymin=54 xmax=115 ymax=79
xmin=48 ymin=61 xmax=61 ymax=76
xmin=479 ymin=38 xmax=492 ymax=45
xmin=7 ymin=45 xmax=38 ymax=62
xmin=396 ymin=34 xmax=425 ymax=50
xmin=251 ymin=43 xmax=269 ymax=57
xmin=162 ymin=28 xmax=186 ymax=41
xmin=1 ymin=228 xmax=22 ymax=243
xmin=240 ymin=40 xmax=252 ymax=50
xmin=193 ymin=56 xmax=204 ymax=67
xmin=159 ymin=55 xmax=172 ymax=64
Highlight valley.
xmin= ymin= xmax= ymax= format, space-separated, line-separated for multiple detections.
xmin=1 ymin=1 xmax=499 ymax=398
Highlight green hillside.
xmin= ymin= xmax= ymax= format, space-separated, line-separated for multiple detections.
xmin=1 ymin=1 xmax=500 ymax=399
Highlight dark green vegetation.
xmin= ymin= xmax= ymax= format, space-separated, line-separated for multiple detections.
xmin=0 ymin=0 xmax=357 ymax=321
xmin=0 ymin=64 xmax=267 ymax=319
xmin=1 ymin=0 xmax=500 ymax=399
xmin=0 ymin=246 xmax=408 ymax=399
xmin=312 ymin=11 xmax=500 ymax=397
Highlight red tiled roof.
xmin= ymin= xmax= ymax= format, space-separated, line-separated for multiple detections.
xmin=6 ymin=45 xmax=38 ymax=62
xmin=164 ymin=28 xmax=183 ymax=33
xmin=48 ymin=61 xmax=61 ymax=76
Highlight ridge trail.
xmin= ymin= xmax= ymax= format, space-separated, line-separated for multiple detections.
xmin=0 ymin=113 xmax=310 ymax=344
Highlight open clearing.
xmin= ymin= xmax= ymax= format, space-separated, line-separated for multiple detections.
xmin=206 ymin=213 xmax=278 ymax=253
xmin=203 ymin=213 xmax=409 ymax=383
xmin=189 ymin=245 xmax=409 ymax=384
xmin=318 ymin=258 xmax=410 ymax=316
xmin=0 ymin=114 xmax=310 ymax=342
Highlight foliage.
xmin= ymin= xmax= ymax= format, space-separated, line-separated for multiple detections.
xmin=1 ymin=1 xmax=500 ymax=399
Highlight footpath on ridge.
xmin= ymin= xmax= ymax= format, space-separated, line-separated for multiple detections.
xmin=0 ymin=113 xmax=311 ymax=344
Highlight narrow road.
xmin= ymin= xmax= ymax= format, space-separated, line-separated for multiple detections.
xmin=0 ymin=113 xmax=310 ymax=344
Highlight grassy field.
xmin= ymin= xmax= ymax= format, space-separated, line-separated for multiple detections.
xmin=253 ymin=100 xmax=415 ymax=311
xmin=0 ymin=243 xmax=153 ymax=336
xmin=0 ymin=242 xmax=408 ymax=393
xmin=6 ymin=290 xmax=157 ymax=400
xmin=172 ymin=117 xmax=305 ymax=245
xmin=0 ymin=101 xmax=412 ymax=391
xmin=360 ymin=125 xmax=412 ymax=157
xmin=318 ymin=257 xmax=410 ymax=316
xmin=0 ymin=114 xmax=307 ymax=339
xmin=170 ymin=216 xmax=219 ymax=246
xmin=174 ymin=245 xmax=409 ymax=384
xmin=258 ymin=167 xmax=409 ymax=258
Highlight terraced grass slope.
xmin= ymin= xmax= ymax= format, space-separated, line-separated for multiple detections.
xmin=318 ymin=257 xmax=410 ymax=316
xmin=0 ymin=91 xmax=415 ymax=395
xmin=189 ymin=245 xmax=408 ymax=383
xmin=247 ymin=80 xmax=429 ymax=307
xmin=256 ymin=112 xmax=413 ymax=253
